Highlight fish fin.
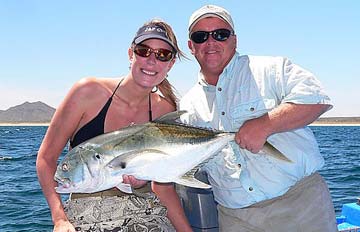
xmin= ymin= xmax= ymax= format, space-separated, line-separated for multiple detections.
xmin=175 ymin=175 xmax=211 ymax=189
xmin=107 ymin=149 xmax=169 ymax=170
xmin=184 ymin=163 xmax=208 ymax=179
xmin=176 ymin=167 xmax=211 ymax=189
xmin=153 ymin=110 xmax=187 ymax=124
xmin=153 ymin=111 xmax=226 ymax=134
xmin=261 ymin=141 xmax=293 ymax=163
xmin=116 ymin=183 xmax=133 ymax=193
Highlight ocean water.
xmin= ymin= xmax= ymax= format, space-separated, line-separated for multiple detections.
xmin=0 ymin=126 xmax=359 ymax=231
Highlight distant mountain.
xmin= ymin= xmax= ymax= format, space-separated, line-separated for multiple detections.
xmin=0 ymin=101 xmax=359 ymax=125
xmin=315 ymin=116 xmax=360 ymax=124
xmin=0 ymin=101 xmax=55 ymax=123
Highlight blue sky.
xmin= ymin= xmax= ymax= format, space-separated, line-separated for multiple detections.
xmin=0 ymin=0 xmax=359 ymax=117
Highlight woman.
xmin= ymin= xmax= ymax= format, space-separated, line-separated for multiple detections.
xmin=36 ymin=19 xmax=192 ymax=232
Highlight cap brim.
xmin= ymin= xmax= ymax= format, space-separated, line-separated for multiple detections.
xmin=134 ymin=35 xmax=175 ymax=51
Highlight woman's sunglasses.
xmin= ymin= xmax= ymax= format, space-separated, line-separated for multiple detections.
xmin=190 ymin=28 xmax=234 ymax=44
xmin=133 ymin=44 xmax=174 ymax=62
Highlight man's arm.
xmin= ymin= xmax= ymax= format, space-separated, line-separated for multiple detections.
xmin=235 ymin=103 xmax=331 ymax=153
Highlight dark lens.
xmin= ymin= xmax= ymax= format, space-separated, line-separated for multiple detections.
xmin=213 ymin=29 xmax=231 ymax=41
xmin=155 ymin=48 xmax=174 ymax=62
xmin=190 ymin=31 xmax=208 ymax=44
xmin=134 ymin=44 xmax=173 ymax=62
xmin=134 ymin=45 xmax=151 ymax=57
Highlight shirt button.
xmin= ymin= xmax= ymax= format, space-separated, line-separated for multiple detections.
xmin=237 ymin=163 xmax=241 ymax=168
xmin=218 ymin=87 xmax=222 ymax=91
xmin=249 ymin=187 xmax=253 ymax=191
xmin=221 ymin=111 xmax=225 ymax=115
xmin=250 ymin=107 xmax=255 ymax=111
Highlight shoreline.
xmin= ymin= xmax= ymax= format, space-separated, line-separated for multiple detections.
xmin=0 ymin=122 xmax=359 ymax=127
xmin=310 ymin=123 xmax=360 ymax=126
xmin=0 ymin=123 xmax=50 ymax=126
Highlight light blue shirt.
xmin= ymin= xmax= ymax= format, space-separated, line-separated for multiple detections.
xmin=179 ymin=52 xmax=332 ymax=208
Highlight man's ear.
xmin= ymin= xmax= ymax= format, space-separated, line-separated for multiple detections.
xmin=233 ymin=35 xmax=237 ymax=50
xmin=188 ymin=40 xmax=195 ymax=55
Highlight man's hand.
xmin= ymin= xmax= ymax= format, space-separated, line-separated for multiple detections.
xmin=235 ymin=103 xmax=331 ymax=153
xmin=235 ymin=114 xmax=271 ymax=153
xmin=122 ymin=175 xmax=148 ymax=189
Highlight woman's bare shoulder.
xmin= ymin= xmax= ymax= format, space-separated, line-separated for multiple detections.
xmin=71 ymin=77 xmax=118 ymax=99
xmin=57 ymin=77 xmax=116 ymax=113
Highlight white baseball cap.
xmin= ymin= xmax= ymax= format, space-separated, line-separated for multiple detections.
xmin=188 ymin=5 xmax=234 ymax=32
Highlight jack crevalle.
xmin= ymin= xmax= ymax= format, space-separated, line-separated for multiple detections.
xmin=55 ymin=111 xmax=291 ymax=194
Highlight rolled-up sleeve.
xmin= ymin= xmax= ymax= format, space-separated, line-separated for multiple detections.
xmin=279 ymin=58 xmax=332 ymax=106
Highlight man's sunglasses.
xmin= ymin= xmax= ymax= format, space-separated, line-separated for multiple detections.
xmin=190 ymin=28 xmax=234 ymax=44
xmin=133 ymin=44 xmax=174 ymax=62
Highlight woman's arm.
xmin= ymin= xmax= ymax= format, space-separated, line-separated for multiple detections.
xmin=36 ymin=79 xmax=98 ymax=231
xmin=36 ymin=105 xmax=79 ymax=231
xmin=152 ymin=182 xmax=193 ymax=232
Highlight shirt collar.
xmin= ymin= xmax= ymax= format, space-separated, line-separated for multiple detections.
xmin=196 ymin=51 xmax=240 ymax=88
xmin=220 ymin=51 xmax=239 ymax=80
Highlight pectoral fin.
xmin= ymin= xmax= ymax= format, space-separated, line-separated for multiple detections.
xmin=116 ymin=183 xmax=133 ymax=193
xmin=262 ymin=142 xmax=292 ymax=163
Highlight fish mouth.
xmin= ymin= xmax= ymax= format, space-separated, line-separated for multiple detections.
xmin=54 ymin=159 xmax=95 ymax=193
xmin=54 ymin=173 xmax=69 ymax=186
xmin=54 ymin=176 xmax=72 ymax=193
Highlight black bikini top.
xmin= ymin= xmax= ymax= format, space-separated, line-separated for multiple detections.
xmin=69 ymin=80 xmax=153 ymax=148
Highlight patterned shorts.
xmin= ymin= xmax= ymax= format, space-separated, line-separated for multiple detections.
xmin=63 ymin=191 xmax=175 ymax=232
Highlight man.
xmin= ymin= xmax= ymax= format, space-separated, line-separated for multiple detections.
xmin=180 ymin=4 xmax=337 ymax=232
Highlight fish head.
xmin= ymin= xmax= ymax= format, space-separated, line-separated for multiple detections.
xmin=54 ymin=144 xmax=111 ymax=193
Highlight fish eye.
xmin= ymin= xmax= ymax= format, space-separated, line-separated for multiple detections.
xmin=95 ymin=153 xmax=101 ymax=159
xmin=62 ymin=163 xmax=69 ymax=172
xmin=120 ymin=162 xmax=126 ymax=169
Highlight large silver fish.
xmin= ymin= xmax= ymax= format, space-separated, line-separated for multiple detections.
xmin=55 ymin=111 xmax=291 ymax=194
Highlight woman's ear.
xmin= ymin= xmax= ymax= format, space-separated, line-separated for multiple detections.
xmin=128 ymin=47 xmax=134 ymax=61
xmin=167 ymin=57 xmax=176 ymax=71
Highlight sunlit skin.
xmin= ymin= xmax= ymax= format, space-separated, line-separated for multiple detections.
xmin=36 ymin=34 xmax=193 ymax=231
xmin=188 ymin=17 xmax=237 ymax=85
xmin=129 ymin=39 xmax=176 ymax=89
xmin=123 ymin=39 xmax=176 ymax=188
xmin=187 ymin=17 xmax=331 ymax=157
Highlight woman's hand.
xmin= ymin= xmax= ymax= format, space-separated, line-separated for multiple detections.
xmin=122 ymin=175 xmax=148 ymax=189
xmin=53 ymin=220 xmax=75 ymax=232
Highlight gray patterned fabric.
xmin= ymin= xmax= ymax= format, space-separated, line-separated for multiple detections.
xmin=64 ymin=192 xmax=175 ymax=232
